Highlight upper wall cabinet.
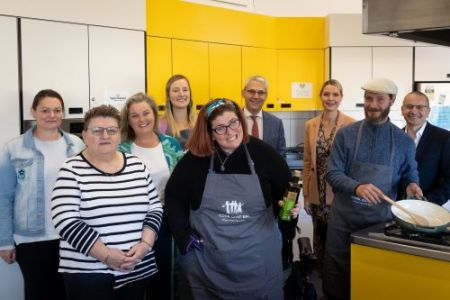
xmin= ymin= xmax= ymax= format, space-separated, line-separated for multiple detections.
xmin=330 ymin=47 xmax=372 ymax=114
xmin=172 ymin=40 xmax=209 ymax=111
xmin=21 ymin=19 xmax=146 ymax=120
xmin=0 ymin=16 xmax=20 ymax=146
xmin=415 ymin=47 xmax=450 ymax=82
xmin=330 ymin=46 xmax=413 ymax=122
xmin=21 ymin=19 xmax=89 ymax=120
xmin=209 ymin=44 xmax=242 ymax=105
xmin=277 ymin=49 xmax=325 ymax=111
xmin=147 ymin=36 xmax=172 ymax=109
xmin=88 ymin=26 xmax=145 ymax=109
xmin=242 ymin=47 xmax=277 ymax=111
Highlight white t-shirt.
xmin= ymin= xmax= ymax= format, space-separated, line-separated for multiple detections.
xmin=14 ymin=136 xmax=67 ymax=245
xmin=132 ymin=142 xmax=170 ymax=204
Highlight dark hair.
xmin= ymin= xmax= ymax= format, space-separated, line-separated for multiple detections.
xmin=319 ymin=79 xmax=343 ymax=97
xmin=83 ymin=105 xmax=120 ymax=130
xmin=32 ymin=89 xmax=65 ymax=110
xmin=186 ymin=98 xmax=249 ymax=156
xmin=120 ymin=92 xmax=159 ymax=141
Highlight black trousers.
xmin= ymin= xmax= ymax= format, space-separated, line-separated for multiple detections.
xmin=64 ymin=273 xmax=149 ymax=300
xmin=16 ymin=239 xmax=65 ymax=300
xmin=146 ymin=215 xmax=173 ymax=300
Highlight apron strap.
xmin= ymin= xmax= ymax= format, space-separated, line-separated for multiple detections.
xmin=208 ymin=143 xmax=256 ymax=174
xmin=352 ymin=120 xmax=396 ymax=196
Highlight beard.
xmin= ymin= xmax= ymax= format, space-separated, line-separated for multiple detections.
xmin=365 ymin=105 xmax=391 ymax=124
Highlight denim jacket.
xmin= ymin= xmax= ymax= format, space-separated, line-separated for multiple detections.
xmin=0 ymin=126 xmax=85 ymax=247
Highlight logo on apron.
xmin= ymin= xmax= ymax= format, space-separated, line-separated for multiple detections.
xmin=218 ymin=200 xmax=249 ymax=223
xmin=17 ymin=169 xmax=26 ymax=180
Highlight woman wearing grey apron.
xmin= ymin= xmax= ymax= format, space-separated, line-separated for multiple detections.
xmin=165 ymin=99 xmax=298 ymax=300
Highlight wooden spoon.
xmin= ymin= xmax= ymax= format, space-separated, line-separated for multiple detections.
xmin=381 ymin=195 xmax=429 ymax=227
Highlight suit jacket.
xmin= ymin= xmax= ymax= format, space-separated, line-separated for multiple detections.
xmin=262 ymin=111 xmax=286 ymax=157
xmin=414 ymin=122 xmax=450 ymax=205
xmin=303 ymin=111 xmax=355 ymax=206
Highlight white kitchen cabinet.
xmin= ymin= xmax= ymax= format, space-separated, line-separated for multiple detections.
xmin=21 ymin=19 xmax=89 ymax=120
xmin=330 ymin=47 xmax=371 ymax=119
xmin=0 ymin=16 xmax=21 ymax=146
xmin=331 ymin=46 xmax=413 ymax=123
xmin=88 ymin=26 xmax=145 ymax=110
xmin=0 ymin=17 xmax=24 ymax=300
xmin=21 ymin=19 xmax=146 ymax=120
xmin=415 ymin=47 xmax=450 ymax=82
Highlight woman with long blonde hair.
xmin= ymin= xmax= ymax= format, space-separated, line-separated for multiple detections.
xmin=158 ymin=74 xmax=197 ymax=148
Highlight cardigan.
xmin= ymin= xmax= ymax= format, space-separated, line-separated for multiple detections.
xmin=303 ymin=111 xmax=355 ymax=206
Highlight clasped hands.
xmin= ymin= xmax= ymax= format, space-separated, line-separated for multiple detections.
xmin=103 ymin=241 xmax=151 ymax=272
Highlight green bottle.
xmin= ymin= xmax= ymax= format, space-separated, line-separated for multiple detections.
xmin=279 ymin=170 xmax=302 ymax=221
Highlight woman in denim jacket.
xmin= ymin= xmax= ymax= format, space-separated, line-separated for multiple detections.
xmin=119 ymin=92 xmax=184 ymax=300
xmin=0 ymin=89 xmax=85 ymax=300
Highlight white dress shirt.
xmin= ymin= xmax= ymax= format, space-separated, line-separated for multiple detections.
xmin=243 ymin=108 xmax=263 ymax=138
xmin=405 ymin=122 xmax=427 ymax=147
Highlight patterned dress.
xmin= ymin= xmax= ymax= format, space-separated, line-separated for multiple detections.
xmin=311 ymin=113 xmax=338 ymax=272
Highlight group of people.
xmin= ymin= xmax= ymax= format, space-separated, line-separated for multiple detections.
xmin=0 ymin=72 xmax=449 ymax=300
xmin=302 ymin=77 xmax=450 ymax=300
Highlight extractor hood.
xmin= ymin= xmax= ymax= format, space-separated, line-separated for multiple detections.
xmin=363 ymin=0 xmax=450 ymax=47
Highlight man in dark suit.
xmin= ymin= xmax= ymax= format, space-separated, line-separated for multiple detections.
xmin=242 ymin=75 xmax=286 ymax=157
xmin=242 ymin=75 xmax=295 ymax=269
xmin=401 ymin=91 xmax=450 ymax=205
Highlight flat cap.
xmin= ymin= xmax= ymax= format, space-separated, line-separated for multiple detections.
xmin=361 ymin=77 xmax=398 ymax=95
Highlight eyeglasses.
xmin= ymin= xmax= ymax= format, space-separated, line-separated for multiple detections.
xmin=212 ymin=118 xmax=241 ymax=135
xmin=87 ymin=127 xmax=119 ymax=136
xmin=402 ymin=104 xmax=429 ymax=111
xmin=245 ymin=89 xmax=267 ymax=97
xmin=37 ymin=108 xmax=63 ymax=115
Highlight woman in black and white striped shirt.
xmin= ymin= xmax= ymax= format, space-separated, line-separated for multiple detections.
xmin=51 ymin=105 xmax=162 ymax=300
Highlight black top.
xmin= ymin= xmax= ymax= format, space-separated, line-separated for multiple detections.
xmin=165 ymin=137 xmax=291 ymax=252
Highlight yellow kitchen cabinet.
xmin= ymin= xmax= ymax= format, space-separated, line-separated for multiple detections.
xmin=146 ymin=36 xmax=172 ymax=111
xmin=277 ymin=49 xmax=325 ymax=111
xmin=209 ymin=43 xmax=242 ymax=105
xmin=242 ymin=47 xmax=278 ymax=111
xmin=351 ymin=244 xmax=450 ymax=300
xmin=172 ymin=39 xmax=209 ymax=111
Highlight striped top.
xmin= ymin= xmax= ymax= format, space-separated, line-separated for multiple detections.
xmin=51 ymin=152 xmax=163 ymax=289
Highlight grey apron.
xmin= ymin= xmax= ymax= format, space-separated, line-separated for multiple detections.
xmin=179 ymin=145 xmax=283 ymax=300
xmin=324 ymin=121 xmax=395 ymax=300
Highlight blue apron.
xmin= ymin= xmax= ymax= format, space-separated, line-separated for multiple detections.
xmin=324 ymin=121 xmax=395 ymax=300
xmin=179 ymin=144 xmax=283 ymax=300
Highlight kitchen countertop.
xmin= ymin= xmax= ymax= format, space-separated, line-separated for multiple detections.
xmin=351 ymin=223 xmax=450 ymax=262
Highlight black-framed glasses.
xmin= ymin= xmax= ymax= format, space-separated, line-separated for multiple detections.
xmin=402 ymin=104 xmax=429 ymax=111
xmin=88 ymin=127 xmax=119 ymax=136
xmin=212 ymin=118 xmax=241 ymax=135
xmin=245 ymin=89 xmax=267 ymax=96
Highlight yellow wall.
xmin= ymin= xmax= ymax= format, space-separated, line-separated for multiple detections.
xmin=146 ymin=0 xmax=327 ymax=111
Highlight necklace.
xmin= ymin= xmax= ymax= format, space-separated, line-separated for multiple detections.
xmin=216 ymin=151 xmax=230 ymax=171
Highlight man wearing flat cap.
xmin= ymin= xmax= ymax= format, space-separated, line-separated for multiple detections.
xmin=322 ymin=78 xmax=423 ymax=300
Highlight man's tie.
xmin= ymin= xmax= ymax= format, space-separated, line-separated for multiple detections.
xmin=251 ymin=115 xmax=259 ymax=139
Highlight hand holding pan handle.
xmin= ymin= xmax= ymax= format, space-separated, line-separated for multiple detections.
xmin=381 ymin=195 xmax=429 ymax=227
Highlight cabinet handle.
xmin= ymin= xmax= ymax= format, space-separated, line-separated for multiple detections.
xmin=91 ymin=97 xmax=96 ymax=102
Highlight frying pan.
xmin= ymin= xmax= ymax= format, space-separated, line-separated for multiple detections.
xmin=391 ymin=200 xmax=450 ymax=234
